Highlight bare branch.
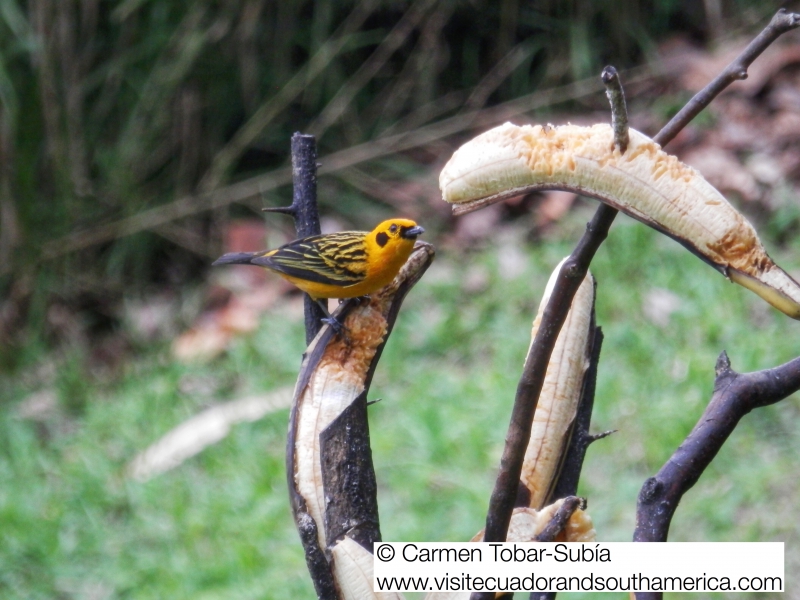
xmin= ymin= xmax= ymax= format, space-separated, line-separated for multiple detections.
xmin=261 ymin=133 xmax=324 ymax=344
xmin=286 ymin=244 xmax=435 ymax=599
xmin=632 ymin=352 xmax=800 ymax=600
xmin=479 ymin=201 xmax=616 ymax=547
xmin=656 ymin=8 xmax=800 ymax=146
xmin=635 ymin=351 xmax=800 ymax=543
xmin=548 ymin=325 xmax=604 ymax=503
xmin=292 ymin=134 xmax=325 ymax=344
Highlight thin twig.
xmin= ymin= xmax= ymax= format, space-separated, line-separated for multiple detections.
xmin=475 ymin=8 xmax=800 ymax=560
xmin=655 ymin=8 xmax=800 ymax=146
xmin=632 ymin=352 xmax=800 ymax=600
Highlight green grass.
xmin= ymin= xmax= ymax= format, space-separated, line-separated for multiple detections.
xmin=2 ymin=213 xmax=799 ymax=598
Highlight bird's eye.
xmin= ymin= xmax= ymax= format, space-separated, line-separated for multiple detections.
xmin=389 ymin=224 xmax=398 ymax=234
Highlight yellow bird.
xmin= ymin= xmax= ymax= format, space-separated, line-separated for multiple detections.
xmin=213 ymin=218 xmax=425 ymax=327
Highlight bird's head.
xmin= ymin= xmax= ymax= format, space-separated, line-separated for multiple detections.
xmin=369 ymin=218 xmax=425 ymax=254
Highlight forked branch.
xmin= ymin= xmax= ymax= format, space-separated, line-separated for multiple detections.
xmin=632 ymin=352 xmax=800 ymax=600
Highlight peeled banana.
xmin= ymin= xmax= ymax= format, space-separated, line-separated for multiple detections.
xmin=440 ymin=122 xmax=800 ymax=319
xmin=522 ymin=258 xmax=594 ymax=509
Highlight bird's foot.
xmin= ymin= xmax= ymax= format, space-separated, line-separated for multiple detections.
xmin=321 ymin=314 xmax=342 ymax=333
xmin=322 ymin=316 xmax=354 ymax=344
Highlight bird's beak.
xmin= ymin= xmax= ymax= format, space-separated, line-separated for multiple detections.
xmin=401 ymin=225 xmax=425 ymax=239
xmin=212 ymin=251 xmax=260 ymax=266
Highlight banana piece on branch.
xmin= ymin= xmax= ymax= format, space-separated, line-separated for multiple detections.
xmin=439 ymin=122 xmax=800 ymax=319
xmin=522 ymin=258 xmax=595 ymax=509
xmin=288 ymin=242 xmax=435 ymax=600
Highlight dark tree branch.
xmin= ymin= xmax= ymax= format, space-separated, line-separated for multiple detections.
xmin=655 ymin=9 xmax=800 ymax=147
xmin=286 ymin=245 xmax=435 ymax=600
xmin=262 ymin=132 xmax=325 ymax=344
xmin=474 ymin=75 xmax=627 ymax=600
xmin=632 ymin=352 xmax=800 ymax=600
xmin=476 ymin=8 xmax=800 ymax=566
xmin=534 ymin=496 xmax=585 ymax=542
xmin=633 ymin=352 xmax=800 ymax=542
xmin=476 ymin=158 xmax=619 ymax=552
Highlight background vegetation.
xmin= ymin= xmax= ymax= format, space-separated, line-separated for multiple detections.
xmin=1 ymin=0 xmax=798 ymax=598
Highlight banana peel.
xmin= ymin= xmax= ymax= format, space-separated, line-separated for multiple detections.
xmin=522 ymin=258 xmax=595 ymax=509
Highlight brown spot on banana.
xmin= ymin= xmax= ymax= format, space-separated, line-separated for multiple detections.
xmin=440 ymin=122 xmax=800 ymax=319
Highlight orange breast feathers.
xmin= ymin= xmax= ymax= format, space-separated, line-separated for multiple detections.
xmin=212 ymin=218 xmax=425 ymax=300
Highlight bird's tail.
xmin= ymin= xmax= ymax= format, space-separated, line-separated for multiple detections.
xmin=211 ymin=251 xmax=264 ymax=266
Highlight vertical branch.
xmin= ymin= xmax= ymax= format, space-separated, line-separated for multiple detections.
xmin=263 ymin=133 xmax=324 ymax=344
xmin=473 ymin=69 xmax=629 ymax=572
xmin=528 ymin=325 xmax=605 ymax=600
xmin=285 ymin=244 xmax=435 ymax=599
xmin=289 ymin=134 xmax=322 ymax=240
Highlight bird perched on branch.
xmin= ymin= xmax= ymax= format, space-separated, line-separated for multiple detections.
xmin=213 ymin=218 xmax=425 ymax=329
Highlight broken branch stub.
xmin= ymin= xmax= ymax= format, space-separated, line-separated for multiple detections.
xmin=287 ymin=242 xmax=435 ymax=599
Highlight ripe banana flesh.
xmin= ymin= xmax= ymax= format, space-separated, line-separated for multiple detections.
xmin=440 ymin=122 xmax=800 ymax=319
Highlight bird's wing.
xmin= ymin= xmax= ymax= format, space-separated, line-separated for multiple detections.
xmin=251 ymin=232 xmax=368 ymax=287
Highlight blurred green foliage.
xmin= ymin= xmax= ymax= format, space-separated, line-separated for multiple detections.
xmin=0 ymin=0 xmax=774 ymax=298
